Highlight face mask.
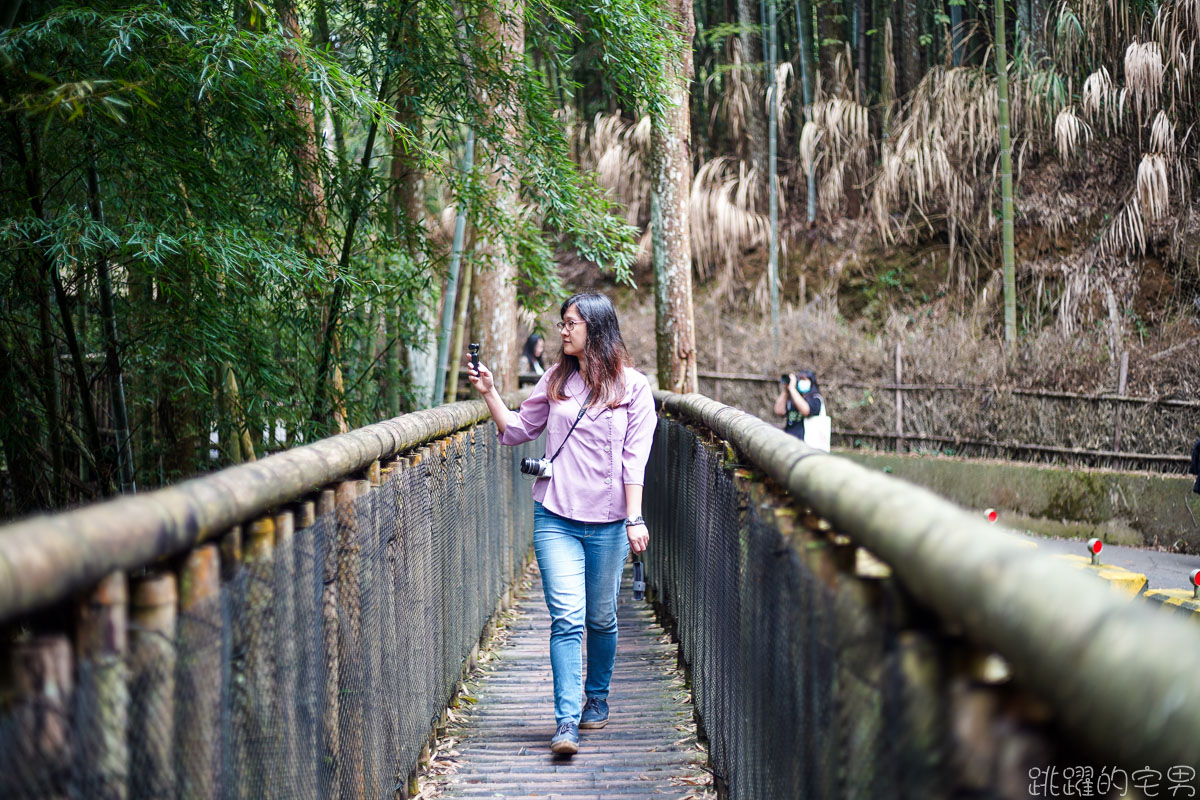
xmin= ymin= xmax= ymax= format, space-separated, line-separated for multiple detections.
xmin=797 ymin=380 xmax=812 ymax=393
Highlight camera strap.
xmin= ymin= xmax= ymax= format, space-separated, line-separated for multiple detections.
xmin=547 ymin=390 xmax=592 ymax=464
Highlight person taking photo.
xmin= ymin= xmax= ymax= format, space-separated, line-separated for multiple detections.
xmin=467 ymin=291 xmax=656 ymax=756
xmin=774 ymin=368 xmax=823 ymax=441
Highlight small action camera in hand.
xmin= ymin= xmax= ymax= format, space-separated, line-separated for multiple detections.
xmin=469 ymin=342 xmax=480 ymax=371
xmin=632 ymin=558 xmax=645 ymax=601
xmin=780 ymin=374 xmax=789 ymax=384
xmin=520 ymin=457 xmax=553 ymax=478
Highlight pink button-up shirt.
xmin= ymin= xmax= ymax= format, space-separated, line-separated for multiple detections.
xmin=497 ymin=364 xmax=656 ymax=522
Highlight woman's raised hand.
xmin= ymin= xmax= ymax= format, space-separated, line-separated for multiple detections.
xmin=467 ymin=357 xmax=494 ymax=394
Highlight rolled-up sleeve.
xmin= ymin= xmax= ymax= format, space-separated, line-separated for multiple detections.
xmin=497 ymin=370 xmax=551 ymax=446
xmin=621 ymin=375 xmax=656 ymax=485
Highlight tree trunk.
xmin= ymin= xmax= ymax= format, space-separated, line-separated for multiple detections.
xmin=898 ymin=0 xmax=921 ymax=99
xmin=767 ymin=0 xmax=781 ymax=361
xmin=795 ymin=0 xmax=818 ymax=223
xmin=8 ymin=117 xmax=107 ymax=497
xmin=277 ymin=0 xmax=329 ymax=247
xmin=856 ymin=0 xmax=869 ymax=99
xmin=0 ymin=329 xmax=50 ymax=513
xmin=391 ymin=13 xmax=439 ymax=410
xmin=87 ymin=139 xmax=136 ymax=494
xmin=738 ymin=0 xmax=769 ymax=202
xmin=278 ymin=0 xmax=349 ymax=432
xmin=950 ymin=0 xmax=964 ymax=65
xmin=995 ymin=0 xmax=1017 ymax=345
xmin=651 ymin=0 xmax=698 ymax=394
xmin=471 ymin=1 xmax=523 ymax=395
xmin=817 ymin=0 xmax=842 ymax=94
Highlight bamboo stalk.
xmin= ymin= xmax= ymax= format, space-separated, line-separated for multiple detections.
xmin=130 ymin=572 xmax=177 ymax=800
xmin=177 ymin=545 xmax=220 ymax=800
xmin=75 ymin=571 xmax=129 ymax=800
xmin=446 ymin=260 xmax=475 ymax=405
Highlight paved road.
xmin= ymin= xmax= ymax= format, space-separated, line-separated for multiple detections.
xmin=1013 ymin=531 xmax=1200 ymax=593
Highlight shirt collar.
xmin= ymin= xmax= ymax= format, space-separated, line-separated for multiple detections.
xmin=566 ymin=370 xmax=607 ymax=419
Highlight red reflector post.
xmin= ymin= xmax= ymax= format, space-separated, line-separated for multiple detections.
xmin=984 ymin=508 xmax=998 ymax=523
xmin=1087 ymin=537 xmax=1103 ymax=565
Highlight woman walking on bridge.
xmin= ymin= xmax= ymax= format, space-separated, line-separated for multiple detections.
xmin=467 ymin=292 xmax=656 ymax=755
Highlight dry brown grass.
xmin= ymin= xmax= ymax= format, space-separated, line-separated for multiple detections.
xmin=572 ymin=112 xmax=772 ymax=294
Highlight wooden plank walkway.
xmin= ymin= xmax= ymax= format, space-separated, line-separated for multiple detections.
xmin=422 ymin=562 xmax=713 ymax=800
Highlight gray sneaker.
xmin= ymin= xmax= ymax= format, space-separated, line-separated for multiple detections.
xmin=550 ymin=720 xmax=579 ymax=755
xmin=579 ymin=696 xmax=609 ymax=729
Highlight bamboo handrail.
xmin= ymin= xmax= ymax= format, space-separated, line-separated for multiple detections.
xmin=655 ymin=390 xmax=1200 ymax=769
xmin=0 ymin=392 xmax=529 ymax=624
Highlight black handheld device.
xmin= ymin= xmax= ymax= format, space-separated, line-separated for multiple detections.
xmin=469 ymin=342 xmax=480 ymax=371
xmin=632 ymin=557 xmax=645 ymax=601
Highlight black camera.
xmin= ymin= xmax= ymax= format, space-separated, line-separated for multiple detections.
xmin=632 ymin=560 xmax=645 ymax=601
xmin=520 ymin=457 xmax=553 ymax=478
xmin=468 ymin=342 xmax=480 ymax=370
xmin=780 ymin=374 xmax=790 ymax=384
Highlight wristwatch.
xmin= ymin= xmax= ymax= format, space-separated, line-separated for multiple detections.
xmin=624 ymin=515 xmax=646 ymax=528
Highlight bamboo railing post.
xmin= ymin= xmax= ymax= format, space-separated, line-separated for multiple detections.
xmin=76 ymin=571 xmax=130 ymax=800
xmin=317 ymin=487 xmax=339 ymax=798
xmin=894 ymin=342 xmax=904 ymax=453
xmin=894 ymin=629 xmax=949 ymax=799
xmin=833 ymin=565 xmax=886 ymax=800
xmin=177 ymin=545 xmax=221 ymax=800
xmin=377 ymin=458 xmax=402 ymax=784
xmin=335 ymin=479 xmax=365 ymax=800
xmin=1113 ymin=350 xmax=1129 ymax=453
xmin=236 ymin=516 xmax=277 ymax=798
xmin=10 ymin=634 xmax=74 ymax=798
xmin=220 ymin=525 xmax=242 ymax=583
xmin=130 ymin=572 xmax=177 ymax=800
xmin=272 ymin=509 xmax=299 ymax=792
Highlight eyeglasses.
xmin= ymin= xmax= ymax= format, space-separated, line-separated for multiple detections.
xmin=555 ymin=320 xmax=585 ymax=333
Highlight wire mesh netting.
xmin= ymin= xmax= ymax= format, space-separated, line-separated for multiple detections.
xmin=0 ymin=423 xmax=539 ymax=799
xmin=644 ymin=416 xmax=960 ymax=800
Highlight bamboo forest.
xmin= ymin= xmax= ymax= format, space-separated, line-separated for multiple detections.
xmin=1 ymin=0 xmax=1198 ymax=518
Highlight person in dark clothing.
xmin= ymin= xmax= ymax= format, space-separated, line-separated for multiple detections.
xmin=1190 ymin=438 xmax=1200 ymax=495
xmin=521 ymin=333 xmax=546 ymax=376
xmin=774 ymin=369 xmax=823 ymax=440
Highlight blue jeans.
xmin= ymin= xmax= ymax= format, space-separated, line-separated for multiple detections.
xmin=533 ymin=502 xmax=629 ymax=725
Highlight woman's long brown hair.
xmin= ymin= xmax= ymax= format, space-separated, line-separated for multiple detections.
xmin=546 ymin=292 xmax=631 ymax=409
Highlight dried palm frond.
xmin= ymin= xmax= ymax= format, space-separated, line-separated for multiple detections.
xmin=774 ymin=62 xmax=795 ymax=135
xmin=573 ymin=112 xmax=651 ymax=226
xmin=798 ymin=121 xmax=824 ymax=176
xmin=1080 ymin=66 xmax=1122 ymax=132
xmin=1149 ymin=109 xmax=1176 ymax=153
xmin=1124 ymin=40 xmax=1164 ymax=119
xmin=1136 ymin=152 xmax=1170 ymax=220
xmin=1054 ymin=107 xmax=1092 ymax=160
xmin=688 ymin=157 xmax=772 ymax=282
xmin=1100 ymin=197 xmax=1147 ymax=255
xmin=705 ymin=36 xmax=755 ymax=152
